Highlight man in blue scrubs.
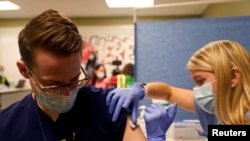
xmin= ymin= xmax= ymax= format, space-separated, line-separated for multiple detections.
xmin=0 ymin=9 xmax=146 ymax=141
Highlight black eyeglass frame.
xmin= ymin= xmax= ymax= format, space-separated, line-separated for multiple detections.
xmin=29 ymin=66 xmax=88 ymax=96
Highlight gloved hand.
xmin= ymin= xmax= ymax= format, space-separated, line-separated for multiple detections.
xmin=144 ymin=103 xmax=177 ymax=141
xmin=106 ymin=83 xmax=145 ymax=125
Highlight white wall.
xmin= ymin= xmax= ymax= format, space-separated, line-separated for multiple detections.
xmin=0 ymin=26 xmax=23 ymax=85
xmin=0 ymin=24 xmax=134 ymax=85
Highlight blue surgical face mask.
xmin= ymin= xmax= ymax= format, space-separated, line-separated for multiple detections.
xmin=0 ymin=71 xmax=3 ymax=76
xmin=36 ymin=88 xmax=79 ymax=113
xmin=193 ymin=81 xmax=216 ymax=114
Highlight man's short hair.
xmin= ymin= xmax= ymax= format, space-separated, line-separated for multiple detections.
xmin=18 ymin=9 xmax=83 ymax=69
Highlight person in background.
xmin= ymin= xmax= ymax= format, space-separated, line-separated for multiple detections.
xmin=89 ymin=63 xmax=109 ymax=89
xmin=0 ymin=65 xmax=10 ymax=87
xmin=116 ymin=63 xmax=134 ymax=88
xmin=0 ymin=9 xmax=148 ymax=141
xmin=85 ymin=51 xmax=101 ymax=80
xmin=109 ymin=68 xmax=120 ymax=88
xmin=106 ymin=39 xmax=250 ymax=137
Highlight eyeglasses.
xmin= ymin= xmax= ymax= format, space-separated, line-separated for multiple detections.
xmin=29 ymin=66 xmax=88 ymax=96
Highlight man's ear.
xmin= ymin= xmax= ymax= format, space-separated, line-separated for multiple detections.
xmin=231 ymin=67 xmax=240 ymax=88
xmin=16 ymin=61 xmax=29 ymax=79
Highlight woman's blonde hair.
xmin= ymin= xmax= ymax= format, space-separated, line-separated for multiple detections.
xmin=187 ymin=40 xmax=250 ymax=124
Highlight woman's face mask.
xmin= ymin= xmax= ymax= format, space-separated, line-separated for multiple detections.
xmin=193 ymin=80 xmax=216 ymax=114
xmin=97 ymin=72 xmax=105 ymax=79
xmin=89 ymin=54 xmax=94 ymax=60
xmin=36 ymin=88 xmax=79 ymax=113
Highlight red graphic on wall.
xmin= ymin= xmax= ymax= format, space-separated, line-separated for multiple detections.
xmin=81 ymin=42 xmax=94 ymax=63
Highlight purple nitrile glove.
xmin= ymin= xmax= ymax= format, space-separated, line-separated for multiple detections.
xmin=106 ymin=83 xmax=145 ymax=125
xmin=144 ymin=103 xmax=177 ymax=141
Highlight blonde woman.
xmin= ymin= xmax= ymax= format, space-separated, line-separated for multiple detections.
xmin=107 ymin=40 xmax=250 ymax=137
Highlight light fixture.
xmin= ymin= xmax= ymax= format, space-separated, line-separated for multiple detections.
xmin=0 ymin=1 xmax=20 ymax=10
xmin=105 ymin=0 xmax=154 ymax=8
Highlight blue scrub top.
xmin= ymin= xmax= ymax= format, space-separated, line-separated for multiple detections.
xmin=0 ymin=85 xmax=127 ymax=141
xmin=194 ymin=99 xmax=218 ymax=137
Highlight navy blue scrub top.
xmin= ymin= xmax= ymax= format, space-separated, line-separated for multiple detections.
xmin=0 ymin=85 xmax=127 ymax=141
xmin=194 ymin=98 xmax=218 ymax=137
